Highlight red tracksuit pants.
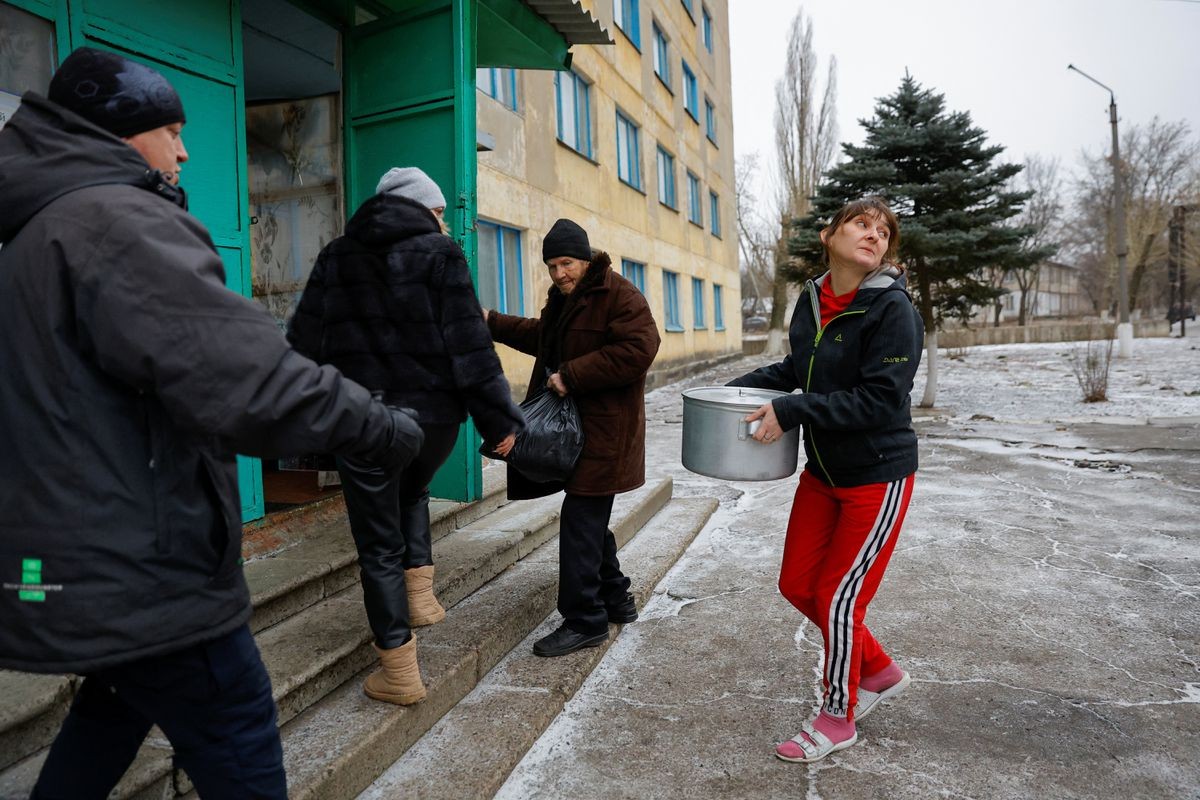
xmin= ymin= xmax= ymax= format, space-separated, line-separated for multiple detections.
xmin=779 ymin=469 xmax=915 ymax=721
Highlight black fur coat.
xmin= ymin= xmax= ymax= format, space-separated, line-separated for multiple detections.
xmin=288 ymin=194 xmax=524 ymax=443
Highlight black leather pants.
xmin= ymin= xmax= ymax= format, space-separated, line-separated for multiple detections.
xmin=336 ymin=423 xmax=459 ymax=648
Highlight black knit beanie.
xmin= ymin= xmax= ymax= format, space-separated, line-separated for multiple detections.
xmin=541 ymin=218 xmax=592 ymax=263
xmin=48 ymin=47 xmax=186 ymax=138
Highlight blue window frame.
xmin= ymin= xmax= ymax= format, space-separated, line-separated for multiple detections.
xmin=681 ymin=0 xmax=694 ymax=20
xmin=652 ymin=22 xmax=671 ymax=88
xmin=704 ymin=97 xmax=717 ymax=144
xmin=709 ymin=190 xmax=722 ymax=237
xmin=616 ymin=110 xmax=642 ymax=189
xmin=476 ymin=220 xmax=525 ymax=315
xmin=702 ymin=5 xmax=713 ymax=51
xmin=682 ymin=60 xmax=698 ymax=120
xmin=477 ymin=67 xmax=517 ymax=111
xmin=692 ymin=277 xmax=706 ymax=329
xmin=663 ymin=270 xmax=683 ymax=331
xmin=656 ymin=145 xmax=676 ymax=209
xmin=687 ymin=171 xmax=702 ymax=226
xmin=622 ymin=258 xmax=647 ymax=293
xmin=555 ymin=70 xmax=592 ymax=158
xmin=713 ymin=283 xmax=725 ymax=330
xmin=613 ymin=0 xmax=641 ymax=49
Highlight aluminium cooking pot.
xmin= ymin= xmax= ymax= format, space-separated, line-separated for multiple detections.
xmin=680 ymin=386 xmax=800 ymax=481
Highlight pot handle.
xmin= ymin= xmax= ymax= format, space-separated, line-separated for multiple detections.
xmin=737 ymin=419 xmax=762 ymax=441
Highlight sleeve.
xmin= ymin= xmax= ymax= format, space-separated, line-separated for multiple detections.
xmin=487 ymin=308 xmax=542 ymax=356
xmin=435 ymin=247 xmax=526 ymax=443
xmin=559 ymin=284 xmax=661 ymax=394
xmin=71 ymin=200 xmax=394 ymax=461
xmin=725 ymin=355 xmax=801 ymax=393
xmin=770 ymin=296 xmax=921 ymax=433
xmin=285 ymin=248 xmax=328 ymax=361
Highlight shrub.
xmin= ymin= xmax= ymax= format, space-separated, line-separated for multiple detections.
xmin=1069 ymin=325 xmax=1114 ymax=403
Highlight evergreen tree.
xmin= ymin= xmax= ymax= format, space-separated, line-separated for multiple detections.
xmin=787 ymin=75 xmax=1047 ymax=405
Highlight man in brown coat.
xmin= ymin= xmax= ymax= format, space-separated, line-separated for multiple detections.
xmin=487 ymin=218 xmax=660 ymax=656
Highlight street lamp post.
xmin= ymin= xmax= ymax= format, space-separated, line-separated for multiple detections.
xmin=1068 ymin=64 xmax=1133 ymax=357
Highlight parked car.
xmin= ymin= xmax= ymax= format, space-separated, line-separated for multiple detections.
xmin=1168 ymin=303 xmax=1196 ymax=324
xmin=743 ymin=315 xmax=769 ymax=332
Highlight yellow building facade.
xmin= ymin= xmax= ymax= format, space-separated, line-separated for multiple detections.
xmin=474 ymin=0 xmax=740 ymax=393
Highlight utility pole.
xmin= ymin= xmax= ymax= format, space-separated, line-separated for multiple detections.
xmin=1068 ymin=64 xmax=1133 ymax=357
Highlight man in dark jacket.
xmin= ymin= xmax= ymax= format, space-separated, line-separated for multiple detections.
xmin=0 ymin=48 xmax=422 ymax=798
xmin=488 ymin=218 xmax=660 ymax=657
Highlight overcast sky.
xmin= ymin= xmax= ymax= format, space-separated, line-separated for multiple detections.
xmin=729 ymin=0 xmax=1200 ymax=209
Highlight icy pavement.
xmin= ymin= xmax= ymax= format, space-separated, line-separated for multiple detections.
xmin=496 ymin=336 xmax=1200 ymax=800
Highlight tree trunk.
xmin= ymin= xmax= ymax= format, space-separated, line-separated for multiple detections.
xmin=992 ymin=303 xmax=1002 ymax=327
xmin=763 ymin=263 xmax=791 ymax=355
xmin=919 ymin=330 xmax=938 ymax=408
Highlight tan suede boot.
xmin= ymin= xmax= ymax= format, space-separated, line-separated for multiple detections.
xmin=363 ymin=638 xmax=426 ymax=705
xmin=405 ymin=565 xmax=446 ymax=626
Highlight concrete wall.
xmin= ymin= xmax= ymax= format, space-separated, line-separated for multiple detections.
xmin=741 ymin=319 xmax=1172 ymax=356
xmin=476 ymin=0 xmax=741 ymax=390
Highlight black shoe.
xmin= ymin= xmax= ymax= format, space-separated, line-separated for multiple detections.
xmin=532 ymin=625 xmax=608 ymax=657
xmin=606 ymin=593 xmax=638 ymax=624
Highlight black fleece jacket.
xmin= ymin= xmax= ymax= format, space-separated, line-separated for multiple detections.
xmin=288 ymin=194 xmax=524 ymax=444
xmin=728 ymin=268 xmax=923 ymax=487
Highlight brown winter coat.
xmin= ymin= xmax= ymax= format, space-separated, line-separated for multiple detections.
xmin=488 ymin=253 xmax=660 ymax=500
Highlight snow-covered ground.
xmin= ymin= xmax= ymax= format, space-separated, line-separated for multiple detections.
xmin=916 ymin=330 xmax=1200 ymax=422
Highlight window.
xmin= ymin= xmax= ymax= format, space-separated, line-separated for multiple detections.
xmin=477 ymin=67 xmax=518 ymax=111
xmin=476 ymin=221 xmax=525 ymax=315
xmin=613 ymin=0 xmax=641 ymax=48
xmin=692 ymin=277 xmax=706 ymax=329
xmin=616 ymin=110 xmax=642 ymax=189
xmin=713 ymin=284 xmax=725 ymax=330
xmin=555 ymin=70 xmax=592 ymax=158
xmin=702 ymin=5 xmax=713 ymax=52
xmin=704 ymin=97 xmax=717 ymax=144
xmin=656 ymin=146 xmax=677 ymax=209
xmin=682 ymin=60 xmax=698 ymax=120
xmin=681 ymin=0 xmax=694 ymax=20
xmin=709 ymin=190 xmax=722 ymax=237
xmin=652 ymin=22 xmax=671 ymax=89
xmin=622 ymin=258 xmax=647 ymax=293
xmin=663 ymin=270 xmax=683 ymax=331
xmin=687 ymin=171 xmax=702 ymax=226
xmin=0 ymin=4 xmax=56 ymax=132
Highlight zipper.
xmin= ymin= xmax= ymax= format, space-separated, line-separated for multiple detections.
xmin=802 ymin=280 xmax=867 ymax=486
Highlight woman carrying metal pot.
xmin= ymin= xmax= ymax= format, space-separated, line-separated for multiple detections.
xmin=727 ymin=197 xmax=923 ymax=763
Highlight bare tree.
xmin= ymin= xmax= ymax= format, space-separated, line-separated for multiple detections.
xmin=763 ymin=6 xmax=837 ymax=354
xmin=735 ymin=154 xmax=774 ymax=318
xmin=1072 ymin=118 xmax=1200 ymax=316
xmin=1010 ymin=155 xmax=1065 ymax=324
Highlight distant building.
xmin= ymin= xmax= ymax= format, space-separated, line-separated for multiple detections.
xmin=476 ymin=0 xmax=741 ymax=393
xmin=982 ymin=260 xmax=1092 ymax=324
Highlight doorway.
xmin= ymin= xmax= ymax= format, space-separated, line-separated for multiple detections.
xmin=242 ymin=0 xmax=346 ymax=509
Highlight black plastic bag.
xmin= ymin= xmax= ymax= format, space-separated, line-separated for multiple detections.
xmin=481 ymin=390 xmax=584 ymax=483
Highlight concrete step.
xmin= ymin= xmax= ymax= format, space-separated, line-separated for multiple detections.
xmin=257 ymin=479 xmax=675 ymax=800
xmin=355 ymin=497 xmax=719 ymax=800
xmin=0 ymin=467 xmax=509 ymax=794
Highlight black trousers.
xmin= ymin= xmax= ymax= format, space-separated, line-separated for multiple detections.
xmin=558 ymin=493 xmax=632 ymax=635
xmin=32 ymin=625 xmax=285 ymax=800
xmin=336 ymin=423 xmax=459 ymax=648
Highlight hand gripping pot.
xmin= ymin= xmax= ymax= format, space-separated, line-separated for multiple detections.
xmin=681 ymin=387 xmax=800 ymax=481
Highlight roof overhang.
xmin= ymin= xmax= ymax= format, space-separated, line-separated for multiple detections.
xmin=478 ymin=0 xmax=612 ymax=71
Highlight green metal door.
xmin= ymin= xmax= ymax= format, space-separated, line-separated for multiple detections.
xmin=344 ymin=0 xmax=481 ymax=501
xmin=61 ymin=0 xmax=263 ymax=521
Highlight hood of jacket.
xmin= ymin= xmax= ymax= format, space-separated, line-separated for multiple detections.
xmin=0 ymin=92 xmax=184 ymax=243
xmin=344 ymin=193 xmax=442 ymax=248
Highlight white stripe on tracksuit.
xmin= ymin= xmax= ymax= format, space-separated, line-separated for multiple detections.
xmin=823 ymin=478 xmax=905 ymax=717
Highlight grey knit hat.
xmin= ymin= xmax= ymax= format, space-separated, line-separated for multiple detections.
xmin=376 ymin=167 xmax=447 ymax=210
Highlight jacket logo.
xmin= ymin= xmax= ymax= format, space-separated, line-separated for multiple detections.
xmin=882 ymin=356 xmax=910 ymax=363
xmin=834 ymin=333 xmax=844 ymax=342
